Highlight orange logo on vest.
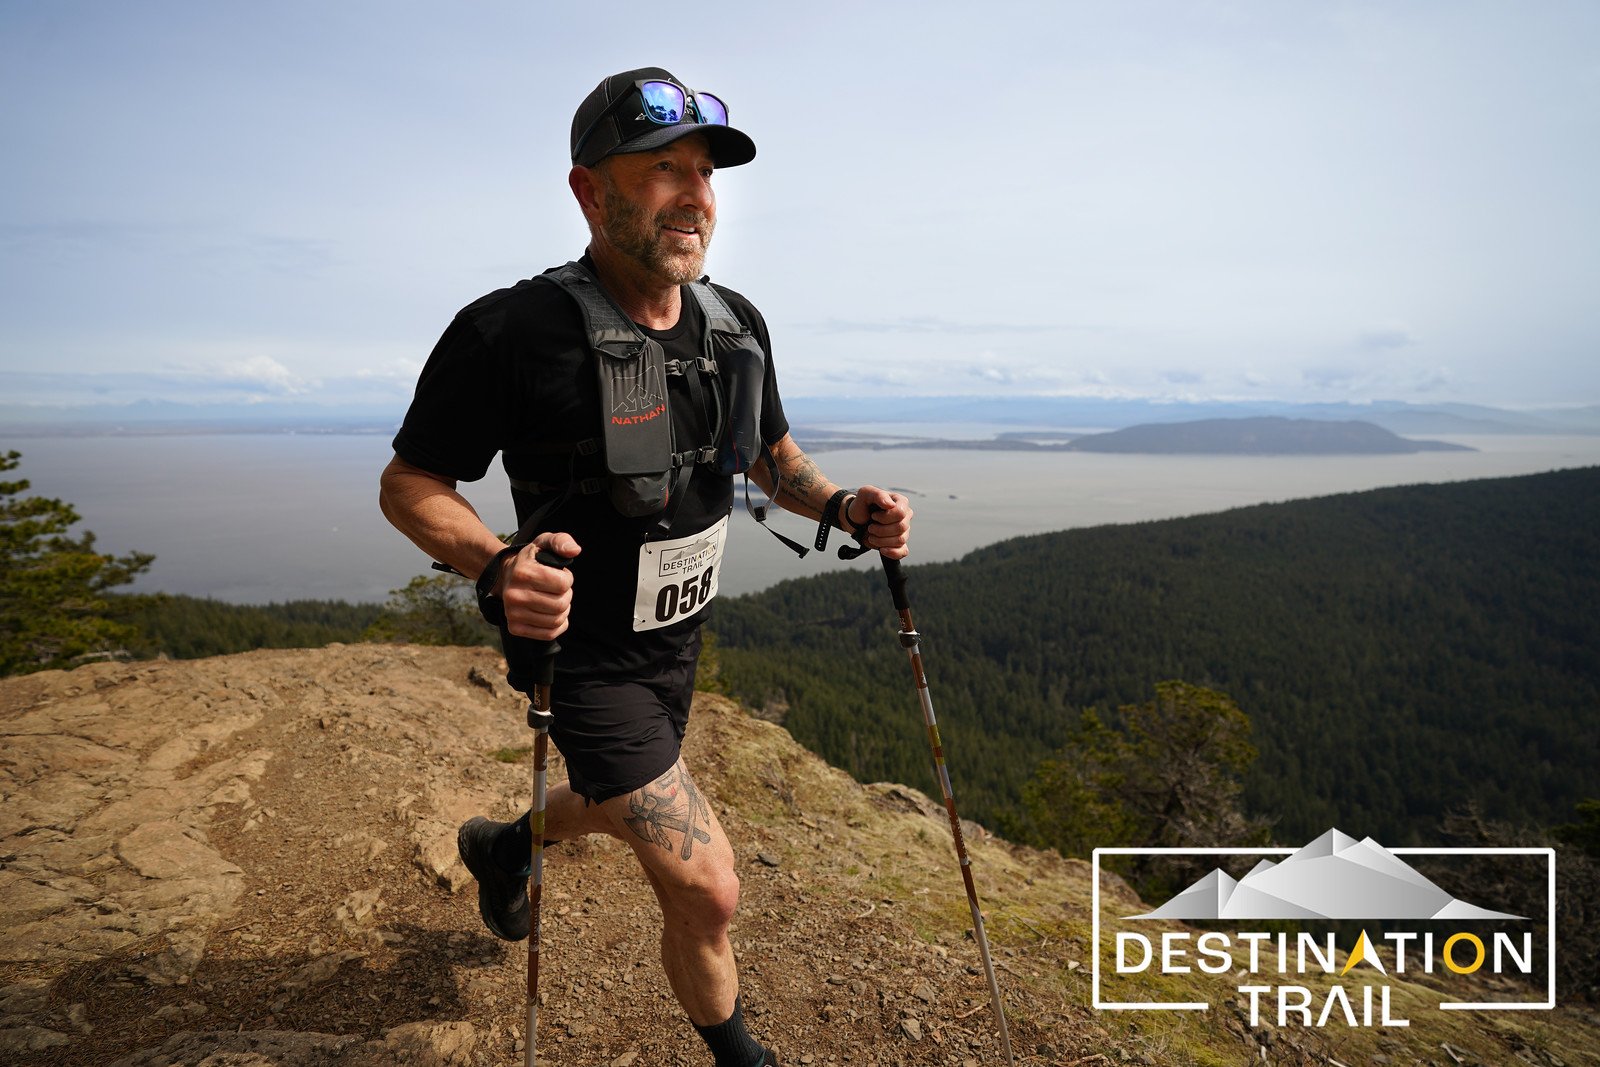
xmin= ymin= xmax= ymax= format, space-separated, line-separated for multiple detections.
xmin=612 ymin=404 xmax=667 ymax=427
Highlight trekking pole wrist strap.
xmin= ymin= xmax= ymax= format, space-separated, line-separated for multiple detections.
xmin=837 ymin=499 xmax=879 ymax=561
xmin=475 ymin=543 xmax=525 ymax=627
xmin=815 ymin=489 xmax=852 ymax=552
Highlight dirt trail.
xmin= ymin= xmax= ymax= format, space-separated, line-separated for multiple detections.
xmin=3 ymin=645 xmax=1594 ymax=1066
xmin=1 ymin=645 xmax=1083 ymax=1066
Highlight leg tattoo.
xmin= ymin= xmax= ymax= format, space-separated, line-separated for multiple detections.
xmin=624 ymin=764 xmax=713 ymax=861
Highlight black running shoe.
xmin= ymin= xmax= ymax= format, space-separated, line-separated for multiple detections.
xmin=456 ymin=816 xmax=529 ymax=941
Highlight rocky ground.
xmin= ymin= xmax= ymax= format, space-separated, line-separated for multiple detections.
xmin=2 ymin=644 xmax=1597 ymax=1066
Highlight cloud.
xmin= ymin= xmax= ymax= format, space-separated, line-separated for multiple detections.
xmin=1162 ymin=368 xmax=1206 ymax=385
xmin=1297 ymin=354 xmax=1469 ymax=399
xmin=800 ymin=316 xmax=1065 ymax=336
xmin=967 ymin=351 xmax=1073 ymax=388
xmin=0 ymin=356 xmax=318 ymax=407
xmin=352 ymin=358 xmax=425 ymax=383
xmin=1357 ymin=328 xmax=1417 ymax=351
xmin=1410 ymin=366 xmax=1455 ymax=393
xmin=196 ymin=233 xmax=336 ymax=278
xmin=212 ymin=355 xmax=314 ymax=395
xmin=0 ymin=221 xmax=333 ymax=278
xmin=805 ymin=366 xmax=920 ymax=389
xmin=1302 ymin=363 xmax=1362 ymax=389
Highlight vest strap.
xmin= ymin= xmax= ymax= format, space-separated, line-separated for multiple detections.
xmin=687 ymin=278 xmax=748 ymax=336
xmin=665 ymin=356 xmax=719 ymax=376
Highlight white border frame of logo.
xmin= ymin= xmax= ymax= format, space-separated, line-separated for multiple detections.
xmin=1090 ymin=846 xmax=1556 ymax=1012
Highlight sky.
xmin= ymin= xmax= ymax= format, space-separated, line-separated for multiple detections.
xmin=2 ymin=0 xmax=1598 ymax=414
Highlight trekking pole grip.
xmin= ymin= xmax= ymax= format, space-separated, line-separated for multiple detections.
xmin=881 ymin=556 xmax=910 ymax=612
xmin=529 ymin=547 xmax=571 ymax=688
xmin=861 ymin=504 xmax=911 ymax=612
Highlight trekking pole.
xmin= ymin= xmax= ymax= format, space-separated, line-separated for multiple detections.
xmin=844 ymin=518 xmax=1015 ymax=1065
xmin=522 ymin=548 xmax=570 ymax=1067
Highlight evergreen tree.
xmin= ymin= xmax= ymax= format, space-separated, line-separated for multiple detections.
xmin=1023 ymin=681 xmax=1270 ymax=897
xmin=694 ymin=626 xmax=730 ymax=694
xmin=365 ymin=572 xmax=495 ymax=647
xmin=0 ymin=450 xmax=153 ymax=676
xmin=1019 ymin=708 xmax=1139 ymax=859
xmin=1432 ymin=804 xmax=1599 ymax=1001
xmin=1554 ymin=799 xmax=1600 ymax=859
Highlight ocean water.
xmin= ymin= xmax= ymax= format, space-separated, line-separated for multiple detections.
xmin=7 ymin=431 xmax=1598 ymax=604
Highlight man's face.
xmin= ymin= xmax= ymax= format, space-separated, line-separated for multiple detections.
xmin=593 ymin=134 xmax=717 ymax=285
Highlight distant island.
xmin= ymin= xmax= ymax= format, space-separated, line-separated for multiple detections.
xmin=1064 ymin=417 xmax=1474 ymax=454
xmin=797 ymin=417 xmax=1475 ymax=455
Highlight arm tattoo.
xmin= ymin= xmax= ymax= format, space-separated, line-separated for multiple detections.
xmin=623 ymin=764 xmax=713 ymax=861
xmin=775 ymin=453 xmax=828 ymax=514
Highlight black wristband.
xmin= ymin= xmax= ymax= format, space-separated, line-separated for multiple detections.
xmin=475 ymin=544 xmax=524 ymax=628
xmin=815 ymin=489 xmax=851 ymax=552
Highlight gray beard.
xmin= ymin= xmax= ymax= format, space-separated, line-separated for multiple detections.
xmin=600 ymin=182 xmax=714 ymax=285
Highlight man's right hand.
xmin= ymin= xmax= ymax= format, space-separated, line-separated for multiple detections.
xmin=498 ymin=532 xmax=581 ymax=641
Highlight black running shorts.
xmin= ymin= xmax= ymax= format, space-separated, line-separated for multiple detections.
xmin=548 ymin=633 xmax=699 ymax=803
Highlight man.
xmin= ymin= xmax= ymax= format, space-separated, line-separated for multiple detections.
xmin=379 ymin=67 xmax=912 ymax=1067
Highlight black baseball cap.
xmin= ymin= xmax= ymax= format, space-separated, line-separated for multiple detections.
xmin=570 ymin=66 xmax=756 ymax=169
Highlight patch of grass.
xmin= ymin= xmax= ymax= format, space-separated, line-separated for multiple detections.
xmin=489 ymin=746 xmax=531 ymax=763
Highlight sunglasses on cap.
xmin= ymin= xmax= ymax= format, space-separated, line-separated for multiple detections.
xmin=573 ymin=78 xmax=731 ymax=163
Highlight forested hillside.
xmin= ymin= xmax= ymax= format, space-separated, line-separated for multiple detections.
xmin=710 ymin=467 xmax=1600 ymax=846
xmin=115 ymin=595 xmax=382 ymax=659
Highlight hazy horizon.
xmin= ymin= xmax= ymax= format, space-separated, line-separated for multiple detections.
xmin=4 ymin=392 xmax=1598 ymax=434
xmin=8 ymin=431 xmax=1597 ymax=607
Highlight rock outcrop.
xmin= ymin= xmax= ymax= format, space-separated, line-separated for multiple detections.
xmin=0 ymin=646 xmax=1070 ymax=1065
xmin=3 ymin=645 xmax=1594 ymax=1066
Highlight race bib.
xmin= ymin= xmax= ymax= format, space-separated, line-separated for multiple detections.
xmin=632 ymin=515 xmax=729 ymax=632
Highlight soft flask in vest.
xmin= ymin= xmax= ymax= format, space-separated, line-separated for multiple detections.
xmin=599 ymin=336 xmax=675 ymax=517
xmin=712 ymin=329 xmax=765 ymax=476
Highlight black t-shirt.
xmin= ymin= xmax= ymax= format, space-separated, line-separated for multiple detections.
xmin=393 ymin=259 xmax=789 ymax=679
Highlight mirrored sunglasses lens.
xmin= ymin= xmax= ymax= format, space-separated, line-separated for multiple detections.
xmin=695 ymin=92 xmax=729 ymax=126
xmin=638 ymin=80 xmax=687 ymax=124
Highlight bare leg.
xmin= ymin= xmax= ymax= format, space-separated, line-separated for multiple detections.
xmin=577 ymin=759 xmax=741 ymax=1025
xmin=542 ymin=781 xmax=621 ymax=842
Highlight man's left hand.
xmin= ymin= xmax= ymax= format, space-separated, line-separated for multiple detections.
xmin=846 ymin=486 xmax=913 ymax=560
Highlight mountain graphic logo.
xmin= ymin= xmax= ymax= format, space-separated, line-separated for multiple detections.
xmin=658 ymin=537 xmax=716 ymax=578
xmin=1130 ymin=828 xmax=1524 ymax=921
xmin=612 ymin=364 xmax=665 ymax=414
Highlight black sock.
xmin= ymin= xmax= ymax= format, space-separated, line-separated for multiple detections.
xmin=490 ymin=811 xmax=560 ymax=876
xmin=693 ymin=997 xmax=767 ymax=1067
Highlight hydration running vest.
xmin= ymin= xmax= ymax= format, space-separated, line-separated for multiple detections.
xmin=500 ymin=261 xmax=805 ymax=556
